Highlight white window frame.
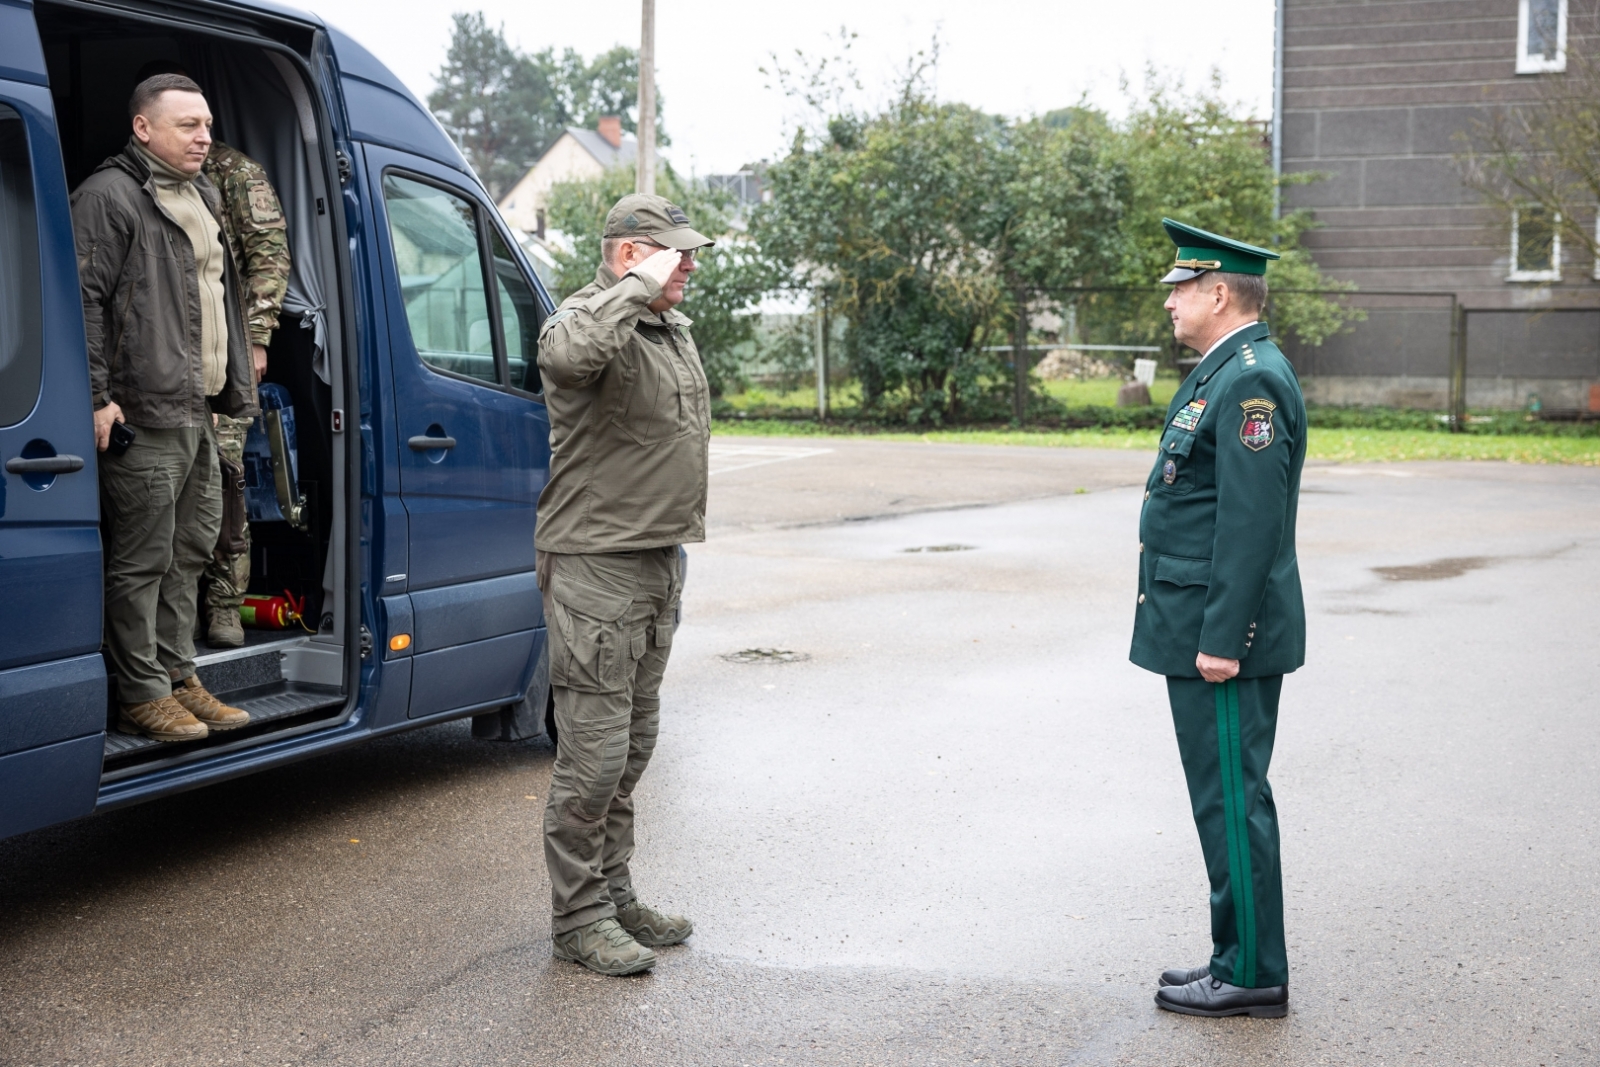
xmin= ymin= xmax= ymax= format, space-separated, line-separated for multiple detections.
xmin=1509 ymin=207 xmax=1562 ymax=282
xmin=1517 ymin=0 xmax=1567 ymax=74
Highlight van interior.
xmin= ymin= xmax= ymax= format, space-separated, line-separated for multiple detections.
xmin=35 ymin=1 xmax=355 ymax=779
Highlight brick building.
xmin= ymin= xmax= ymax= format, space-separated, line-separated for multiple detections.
xmin=1280 ymin=0 xmax=1600 ymax=411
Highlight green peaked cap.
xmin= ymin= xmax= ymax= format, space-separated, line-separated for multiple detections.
xmin=1159 ymin=218 xmax=1280 ymax=283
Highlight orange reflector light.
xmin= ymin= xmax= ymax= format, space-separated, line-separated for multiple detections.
xmin=389 ymin=634 xmax=411 ymax=651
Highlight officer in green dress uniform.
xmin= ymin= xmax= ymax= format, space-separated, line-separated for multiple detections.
xmin=1132 ymin=219 xmax=1306 ymax=1018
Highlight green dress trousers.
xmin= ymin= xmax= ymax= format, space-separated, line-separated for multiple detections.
xmin=1167 ymin=674 xmax=1287 ymax=989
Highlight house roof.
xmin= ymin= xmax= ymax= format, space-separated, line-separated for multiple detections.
xmin=565 ymin=126 xmax=637 ymax=169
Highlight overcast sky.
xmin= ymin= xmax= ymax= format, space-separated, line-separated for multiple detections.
xmin=305 ymin=0 xmax=1277 ymax=175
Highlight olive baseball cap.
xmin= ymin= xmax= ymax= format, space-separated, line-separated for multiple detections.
xmin=1159 ymin=218 xmax=1279 ymax=283
xmin=603 ymin=193 xmax=714 ymax=250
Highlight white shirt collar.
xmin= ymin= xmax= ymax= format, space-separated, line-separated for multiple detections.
xmin=1202 ymin=320 xmax=1260 ymax=358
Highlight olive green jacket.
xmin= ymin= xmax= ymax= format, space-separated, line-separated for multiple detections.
xmin=1130 ymin=322 xmax=1307 ymax=678
xmin=535 ymin=265 xmax=710 ymax=555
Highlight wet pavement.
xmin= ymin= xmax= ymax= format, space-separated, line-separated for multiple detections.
xmin=2 ymin=439 xmax=1597 ymax=1066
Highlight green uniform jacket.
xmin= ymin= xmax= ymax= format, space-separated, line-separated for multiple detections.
xmin=1130 ymin=322 xmax=1307 ymax=679
xmin=535 ymin=265 xmax=710 ymax=555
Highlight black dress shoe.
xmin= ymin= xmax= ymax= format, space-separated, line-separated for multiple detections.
xmin=1159 ymin=964 xmax=1210 ymax=987
xmin=1155 ymin=975 xmax=1288 ymax=1018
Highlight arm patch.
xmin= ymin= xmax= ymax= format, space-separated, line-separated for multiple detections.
xmin=1239 ymin=398 xmax=1276 ymax=451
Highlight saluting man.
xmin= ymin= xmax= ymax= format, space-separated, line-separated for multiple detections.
xmin=535 ymin=194 xmax=711 ymax=977
xmin=1133 ymin=219 xmax=1307 ymax=1018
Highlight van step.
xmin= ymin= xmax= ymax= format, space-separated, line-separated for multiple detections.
xmin=103 ymin=683 xmax=343 ymax=764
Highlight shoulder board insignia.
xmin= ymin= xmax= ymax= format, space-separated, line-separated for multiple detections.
xmin=1169 ymin=398 xmax=1207 ymax=432
xmin=1238 ymin=398 xmax=1277 ymax=451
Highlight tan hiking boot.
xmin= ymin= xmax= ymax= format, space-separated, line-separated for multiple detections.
xmin=207 ymin=608 xmax=244 ymax=648
xmin=615 ymin=899 xmax=694 ymax=947
xmin=171 ymin=676 xmax=251 ymax=730
xmin=119 ymin=696 xmax=209 ymax=742
xmin=551 ymin=917 xmax=657 ymax=976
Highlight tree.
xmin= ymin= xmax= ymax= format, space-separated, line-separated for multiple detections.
xmin=754 ymin=61 xmax=1127 ymax=424
xmin=428 ymin=14 xmax=664 ymax=200
xmin=543 ymin=167 xmax=771 ymax=397
xmin=1098 ymin=78 xmax=1360 ymax=356
xmin=1458 ymin=29 xmax=1600 ymax=273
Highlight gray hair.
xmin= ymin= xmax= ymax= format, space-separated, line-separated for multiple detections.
xmin=1212 ymin=271 xmax=1268 ymax=316
xmin=600 ymin=236 xmax=625 ymax=269
xmin=129 ymin=74 xmax=204 ymax=122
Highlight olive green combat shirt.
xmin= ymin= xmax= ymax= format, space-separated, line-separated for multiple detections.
xmin=535 ymin=265 xmax=710 ymax=555
xmin=1130 ymin=322 xmax=1307 ymax=679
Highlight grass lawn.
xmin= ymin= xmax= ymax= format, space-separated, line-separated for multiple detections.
xmin=712 ymin=419 xmax=1600 ymax=465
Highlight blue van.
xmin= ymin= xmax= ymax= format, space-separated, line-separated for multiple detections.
xmin=0 ymin=0 xmax=556 ymax=841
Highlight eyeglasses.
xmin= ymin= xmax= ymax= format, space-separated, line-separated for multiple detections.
xmin=633 ymin=239 xmax=697 ymax=262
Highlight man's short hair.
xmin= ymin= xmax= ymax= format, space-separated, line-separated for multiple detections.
xmin=129 ymin=74 xmax=204 ymax=122
xmin=600 ymin=236 xmax=624 ymax=268
xmin=1213 ymin=271 xmax=1267 ymax=316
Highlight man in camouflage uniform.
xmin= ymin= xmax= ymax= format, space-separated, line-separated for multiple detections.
xmin=202 ymin=141 xmax=289 ymax=647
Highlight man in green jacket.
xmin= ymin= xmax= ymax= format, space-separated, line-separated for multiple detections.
xmin=1133 ymin=219 xmax=1306 ymax=1018
xmin=72 ymin=74 xmax=258 ymax=743
xmin=535 ymin=194 xmax=711 ymax=976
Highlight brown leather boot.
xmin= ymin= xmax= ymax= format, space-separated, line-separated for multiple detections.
xmin=171 ymin=676 xmax=251 ymax=730
xmin=119 ymin=696 xmax=209 ymax=742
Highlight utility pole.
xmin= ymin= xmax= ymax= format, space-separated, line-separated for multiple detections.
xmin=636 ymin=0 xmax=657 ymax=195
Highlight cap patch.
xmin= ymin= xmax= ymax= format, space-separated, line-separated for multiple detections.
xmin=667 ymin=207 xmax=689 ymax=225
xmin=1239 ymin=398 xmax=1277 ymax=451
xmin=623 ymin=212 xmax=640 ymax=231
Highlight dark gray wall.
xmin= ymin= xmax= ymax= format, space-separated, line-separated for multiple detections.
xmin=1280 ymin=0 xmax=1600 ymax=405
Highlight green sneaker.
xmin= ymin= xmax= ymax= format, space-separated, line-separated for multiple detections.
xmin=551 ymin=917 xmax=657 ymax=976
xmin=615 ymin=900 xmax=694 ymax=947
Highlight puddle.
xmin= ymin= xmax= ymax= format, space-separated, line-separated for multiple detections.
xmin=901 ymin=544 xmax=976 ymax=554
xmin=722 ymin=648 xmax=811 ymax=665
xmin=1371 ymin=557 xmax=1491 ymax=582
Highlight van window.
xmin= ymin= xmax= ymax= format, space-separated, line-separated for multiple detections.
xmin=490 ymin=228 xmax=541 ymax=394
xmin=0 ymin=106 xmax=42 ymax=428
xmin=382 ymin=173 xmax=498 ymax=386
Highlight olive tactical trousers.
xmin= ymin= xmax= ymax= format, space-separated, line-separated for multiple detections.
xmin=99 ymin=422 xmax=222 ymax=705
xmin=541 ymin=548 xmax=680 ymax=935
xmin=204 ymin=414 xmax=252 ymax=615
xmin=1167 ymin=675 xmax=1288 ymax=989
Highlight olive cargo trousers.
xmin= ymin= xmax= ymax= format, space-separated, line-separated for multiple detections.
xmin=99 ymin=422 xmax=222 ymax=705
xmin=204 ymin=414 xmax=253 ymax=616
xmin=541 ymin=548 xmax=680 ymax=935
xmin=1167 ymin=675 xmax=1289 ymax=989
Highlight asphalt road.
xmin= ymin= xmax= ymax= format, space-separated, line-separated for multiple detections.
xmin=2 ymin=438 xmax=1597 ymax=1066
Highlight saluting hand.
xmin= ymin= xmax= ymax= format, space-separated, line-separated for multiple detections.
xmin=630 ymin=247 xmax=683 ymax=289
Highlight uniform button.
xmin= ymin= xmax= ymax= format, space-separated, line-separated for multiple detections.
xmin=1144 ymin=491 xmax=1151 ymax=500
xmin=1138 ymin=594 xmax=1146 ymax=604
xmin=1139 ymin=542 xmax=1144 ymax=553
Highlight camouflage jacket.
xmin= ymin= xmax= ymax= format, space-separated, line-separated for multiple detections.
xmin=202 ymin=142 xmax=290 ymax=346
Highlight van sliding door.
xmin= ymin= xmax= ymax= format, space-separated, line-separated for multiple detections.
xmin=365 ymin=145 xmax=552 ymax=719
xmin=0 ymin=5 xmax=106 ymax=839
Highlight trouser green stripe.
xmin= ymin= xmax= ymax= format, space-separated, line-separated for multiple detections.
xmin=1215 ymin=679 xmax=1258 ymax=987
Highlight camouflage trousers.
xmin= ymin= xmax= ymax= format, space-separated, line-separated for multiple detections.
xmin=204 ymin=414 xmax=253 ymax=614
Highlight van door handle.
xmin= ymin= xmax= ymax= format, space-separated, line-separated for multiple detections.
xmin=6 ymin=455 xmax=85 ymax=474
xmin=407 ymin=435 xmax=456 ymax=451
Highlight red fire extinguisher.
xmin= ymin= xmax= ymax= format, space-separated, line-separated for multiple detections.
xmin=240 ymin=589 xmax=310 ymax=631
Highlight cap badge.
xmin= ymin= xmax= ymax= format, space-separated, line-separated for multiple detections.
xmin=668 ymin=207 xmax=689 ymax=225
xmin=623 ymin=212 xmax=640 ymax=231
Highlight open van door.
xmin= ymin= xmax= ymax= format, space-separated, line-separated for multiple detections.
xmin=0 ymin=1 xmax=107 ymax=837
xmin=364 ymin=144 xmax=552 ymax=719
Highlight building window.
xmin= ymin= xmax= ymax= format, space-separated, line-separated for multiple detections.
xmin=1509 ymin=206 xmax=1561 ymax=282
xmin=1517 ymin=0 xmax=1567 ymax=74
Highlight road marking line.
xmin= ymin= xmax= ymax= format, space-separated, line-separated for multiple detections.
xmin=709 ymin=445 xmax=832 ymax=476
